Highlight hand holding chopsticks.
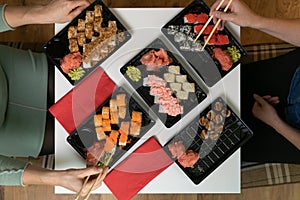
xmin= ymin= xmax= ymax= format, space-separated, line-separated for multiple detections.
xmin=194 ymin=0 xmax=225 ymax=42
xmin=194 ymin=0 xmax=233 ymax=51
xmin=75 ymin=145 xmax=116 ymax=200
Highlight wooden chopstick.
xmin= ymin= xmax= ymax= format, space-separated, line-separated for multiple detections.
xmin=201 ymin=0 xmax=233 ymax=51
xmin=74 ymin=146 xmax=107 ymax=200
xmin=83 ymin=147 xmax=115 ymax=200
xmin=74 ymin=174 xmax=91 ymax=200
xmin=194 ymin=0 xmax=225 ymax=42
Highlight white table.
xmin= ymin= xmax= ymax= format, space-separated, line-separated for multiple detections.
xmin=55 ymin=8 xmax=241 ymax=194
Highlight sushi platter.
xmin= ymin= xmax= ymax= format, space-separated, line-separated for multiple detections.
xmin=44 ymin=0 xmax=131 ymax=85
xmin=163 ymin=97 xmax=252 ymax=184
xmin=161 ymin=0 xmax=247 ymax=87
xmin=120 ymin=38 xmax=207 ymax=128
xmin=67 ymin=87 xmax=155 ymax=167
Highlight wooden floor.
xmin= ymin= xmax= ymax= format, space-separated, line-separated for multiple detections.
xmin=1 ymin=0 xmax=300 ymax=199
xmin=2 ymin=182 xmax=300 ymax=200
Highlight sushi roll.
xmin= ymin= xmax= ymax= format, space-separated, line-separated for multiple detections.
xmin=187 ymin=32 xmax=196 ymax=42
xmin=174 ymin=32 xmax=186 ymax=43
xmin=110 ymin=111 xmax=119 ymax=124
xmin=209 ymin=132 xmax=219 ymax=141
xmin=214 ymin=101 xmax=223 ymax=111
xmin=183 ymin=13 xmax=197 ymax=24
xmin=184 ymin=13 xmax=208 ymax=24
xmin=108 ymin=21 xmax=117 ymax=29
xmin=176 ymin=90 xmax=189 ymax=100
xmin=77 ymin=19 xmax=85 ymax=32
xmin=102 ymin=106 xmax=110 ymax=119
xmin=175 ymin=75 xmax=187 ymax=83
xmin=119 ymin=132 xmax=128 ymax=146
xmin=170 ymin=82 xmax=182 ymax=92
xmin=94 ymin=114 xmax=103 ymax=127
xmin=109 ymin=99 xmax=118 ymax=112
xmin=95 ymin=127 xmax=106 ymax=141
xmin=214 ymin=114 xmax=224 ymax=124
xmin=118 ymin=106 xmax=126 ymax=119
xmin=130 ymin=120 xmax=141 ymax=136
xmin=179 ymin=41 xmax=191 ymax=51
xmin=69 ymin=39 xmax=79 ymax=53
xmin=221 ymin=108 xmax=231 ymax=118
xmin=119 ymin=122 xmax=129 ymax=146
xmin=199 ymin=116 xmax=208 ymax=127
xmin=93 ymin=17 xmax=103 ymax=33
xmin=206 ymin=110 xmax=216 ymax=121
xmin=214 ymin=124 xmax=224 ymax=134
xmin=191 ymin=41 xmax=202 ymax=52
xmin=164 ymin=73 xmax=176 ymax=83
xmin=77 ymin=32 xmax=86 ymax=46
xmin=104 ymin=137 xmax=115 ymax=152
xmin=182 ymin=82 xmax=195 ymax=93
xmin=94 ymin=5 xmax=102 ymax=18
xmin=119 ymin=122 xmax=130 ymax=136
xmin=200 ymin=129 xmax=209 ymax=140
xmin=102 ymin=119 xmax=111 ymax=132
xmin=194 ymin=24 xmax=217 ymax=35
xmin=109 ymin=130 xmax=119 ymax=144
xmin=131 ymin=111 xmax=142 ymax=123
xmin=168 ymin=65 xmax=180 ymax=74
xmin=116 ymin=94 xmax=126 ymax=107
xmin=85 ymin=11 xmax=95 ymax=24
xmin=197 ymin=13 xmax=209 ymax=23
xmin=85 ymin=23 xmax=94 ymax=39
xmin=167 ymin=25 xmax=179 ymax=35
xmin=180 ymin=25 xmax=192 ymax=34
xmin=204 ymin=34 xmax=230 ymax=45
xmin=205 ymin=121 xmax=215 ymax=131
xmin=68 ymin=26 xmax=77 ymax=39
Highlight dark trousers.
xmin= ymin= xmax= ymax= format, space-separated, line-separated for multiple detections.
xmin=241 ymin=48 xmax=300 ymax=164
xmin=39 ymin=58 xmax=55 ymax=156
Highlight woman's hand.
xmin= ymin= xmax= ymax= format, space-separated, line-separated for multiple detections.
xmin=23 ymin=164 xmax=109 ymax=196
xmin=252 ymin=94 xmax=300 ymax=150
xmin=58 ymin=166 xmax=109 ymax=196
xmin=4 ymin=0 xmax=90 ymax=28
xmin=251 ymin=94 xmax=281 ymax=127
xmin=41 ymin=0 xmax=91 ymax=24
xmin=209 ymin=0 xmax=261 ymax=30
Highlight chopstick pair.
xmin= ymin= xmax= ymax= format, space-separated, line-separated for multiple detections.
xmin=75 ymin=145 xmax=116 ymax=200
xmin=193 ymin=0 xmax=233 ymax=51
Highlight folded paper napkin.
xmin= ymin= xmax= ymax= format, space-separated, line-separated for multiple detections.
xmin=49 ymin=67 xmax=116 ymax=133
xmin=104 ymin=137 xmax=173 ymax=200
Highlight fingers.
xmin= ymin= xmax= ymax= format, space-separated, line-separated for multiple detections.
xmin=262 ymin=95 xmax=280 ymax=104
xmin=209 ymin=0 xmax=224 ymax=15
xmin=80 ymin=167 xmax=109 ymax=196
xmin=71 ymin=0 xmax=90 ymax=9
xmin=253 ymin=93 xmax=266 ymax=106
xmin=78 ymin=166 xmax=104 ymax=178
xmin=209 ymin=0 xmax=232 ymax=15
xmin=213 ymin=10 xmax=235 ymax=22
xmin=68 ymin=0 xmax=90 ymax=18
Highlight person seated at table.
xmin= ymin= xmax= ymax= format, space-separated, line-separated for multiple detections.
xmin=210 ymin=0 xmax=300 ymax=164
xmin=0 ymin=0 xmax=108 ymax=195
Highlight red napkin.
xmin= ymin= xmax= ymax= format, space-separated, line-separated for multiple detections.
xmin=49 ymin=67 xmax=116 ymax=133
xmin=49 ymin=67 xmax=173 ymax=199
xmin=104 ymin=137 xmax=173 ymax=200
